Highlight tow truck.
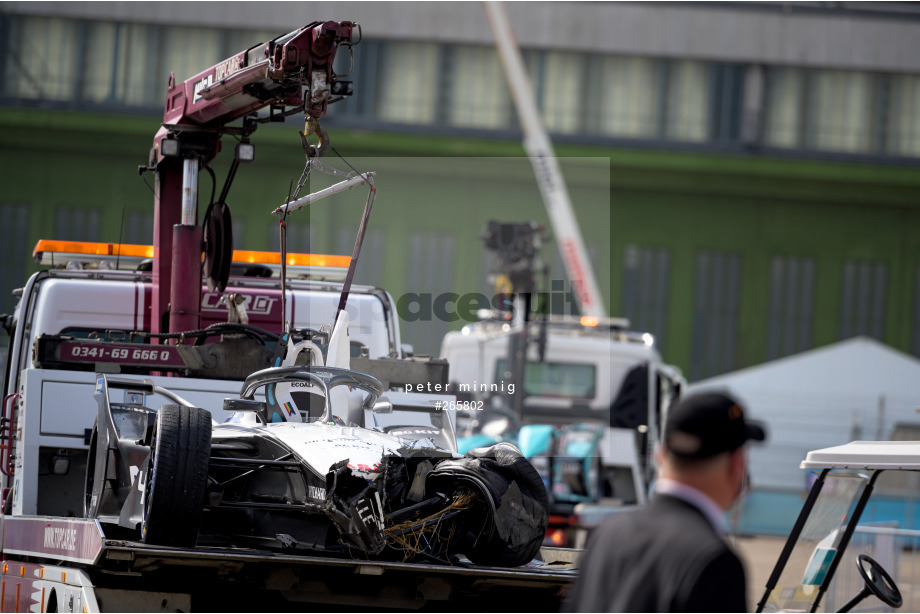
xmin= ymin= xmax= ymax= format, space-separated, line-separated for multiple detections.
xmin=0 ymin=21 xmax=576 ymax=612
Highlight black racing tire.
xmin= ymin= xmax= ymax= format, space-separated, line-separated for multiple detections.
xmin=467 ymin=443 xmax=549 ymax=567
xmin=429 ymin=442 xmax=549 ymax=567
xmin=142 ymin=404 xmax=212 ymax=547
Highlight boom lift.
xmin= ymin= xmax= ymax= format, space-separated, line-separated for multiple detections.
xmin=483 ymin=1 xmax=606 ymax=321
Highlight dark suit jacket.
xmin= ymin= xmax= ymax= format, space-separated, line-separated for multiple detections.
xmin=563 ymin=494 xmax=748 ymax=613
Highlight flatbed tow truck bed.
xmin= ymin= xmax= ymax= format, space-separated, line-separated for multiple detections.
xmin=0 ymin=516 xmax=577 ymax=611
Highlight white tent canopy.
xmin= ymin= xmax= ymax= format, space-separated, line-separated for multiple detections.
xmin=687 ymin=337 xmax=920 ymax=491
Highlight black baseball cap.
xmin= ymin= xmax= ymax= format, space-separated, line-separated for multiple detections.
xmin=664 ymin=392 xmax=766 ymax=459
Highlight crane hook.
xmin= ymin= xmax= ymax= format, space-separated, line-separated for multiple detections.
xmin=300 ymin=116 xmax=329 ymax=159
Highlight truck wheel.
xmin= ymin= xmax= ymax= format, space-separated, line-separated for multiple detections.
xmin=142 ymin=404 xmax=211 ymax=547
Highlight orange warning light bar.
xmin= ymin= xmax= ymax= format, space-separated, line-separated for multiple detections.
xmin=580 ymin=315 xmax=599 ymax=328
xmin=34 ymin=240 xmax=153 ymax=260
xmin=231 ymin=250 xmax=351 ymax=269
xmin=33 ymin=240 xmax=351 ymax=279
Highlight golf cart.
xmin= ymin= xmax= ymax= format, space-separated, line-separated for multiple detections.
xmin=757 ymin=441 xmax=920 ymax=612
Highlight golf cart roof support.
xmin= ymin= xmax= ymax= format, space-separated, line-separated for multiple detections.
xmin=756 ymin=469 xmax=829 ymax=613
xmin=809 ymin=470 xmax=880 ymax=613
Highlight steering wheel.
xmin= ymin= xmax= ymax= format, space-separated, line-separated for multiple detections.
xmin=857 ymin=554 xmax=902 ymax=608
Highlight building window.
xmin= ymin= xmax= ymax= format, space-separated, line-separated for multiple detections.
xmin=766 ymin=256 xmax=815 ymax=360
xmin=538 ymin=51 xmax=585 ymax=134
xmin=809 ymin=70 xmax=877 ymax=153
xmin=4 ymin=15 xmax=920 ymax=163
xmin=691 ymin=251 xmax=742 ymax=381
xmin=1 ymin=15 xmax=276 ymax=110
xmin=447 ymin=45 xmax=511 ymax=129
xmin=765 ymin=67 xmax=886 ymax=155
xmin=665 ymin=60 xmax=710 ymax=142
xmin=764 ymin=67 xmax=805 ymax=149
xmin=622 ymin=245 xmax=670 ymax=352
xmin=161 ymin=26 xmax=222 ymax=94
xmin=886 ymin=74 xmax=920 ymax=157
xmin=377 ymin=41 xmax=440 ymax=125
xmin=109 ymin=22 xmax=161 ymax=107
xmin=6 ymin=16 xmax=81 ymax=102
xmin=597 ymin=56 xmax=661 ymax=139
xmin=81 ymin=21 xmax=119 ymax=104
xmin=839 ymin=260 xmax=887 ymax=341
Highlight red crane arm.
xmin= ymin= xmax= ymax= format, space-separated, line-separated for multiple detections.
xmin=149 ymin=21 xmax=357 ymax=339
xmin=162 ymin=21 xmax=355 ymax=129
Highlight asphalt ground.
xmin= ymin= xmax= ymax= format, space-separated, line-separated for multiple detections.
xmin=732 ymin=535 xmax=787 ymax=608
xmin=733 ymin=533 xmax=920 ymax=612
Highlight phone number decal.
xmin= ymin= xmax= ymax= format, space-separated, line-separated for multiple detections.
xmin=69 ymin=346 xmax=171 ymax=361
xmin=61 ymin=342 xmax=181 ymax=365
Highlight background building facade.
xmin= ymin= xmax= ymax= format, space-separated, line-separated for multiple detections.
xmin=1 ymin=1 xmax=919 ymax=379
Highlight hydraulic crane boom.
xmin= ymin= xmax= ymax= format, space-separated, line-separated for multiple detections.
xmin=147 ymin=21 xmax=357 ymax=337
xmin=483 ymin=2 xmax=607 ymax=320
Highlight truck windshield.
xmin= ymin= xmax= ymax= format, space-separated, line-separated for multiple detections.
xmin=495 ymin=359 xmax=595 ymax=399
xmin=760 ymin=472 xmax=868 ymax=612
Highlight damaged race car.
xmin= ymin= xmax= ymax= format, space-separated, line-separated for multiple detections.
xmin=84 ymin=322 xmax=549 ymax=568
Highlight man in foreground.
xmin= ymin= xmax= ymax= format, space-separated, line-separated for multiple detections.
xmin=564 ymin=391 xmax=766 ymax=612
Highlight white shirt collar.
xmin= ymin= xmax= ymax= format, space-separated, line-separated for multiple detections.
xmin=654 ymin=477 xmax=727 ymax=534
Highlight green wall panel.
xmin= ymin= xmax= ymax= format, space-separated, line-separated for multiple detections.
xmin=2 ymin=108 xmax=919 ymax=377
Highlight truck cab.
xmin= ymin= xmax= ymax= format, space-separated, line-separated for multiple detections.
xmin=0 ymin=241 xmax=411 ymax=518
xmin=441 ymin=315 xmax=684 ymax=547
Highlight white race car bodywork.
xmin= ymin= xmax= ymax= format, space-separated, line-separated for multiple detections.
xmin=85 ymin=315 xmax=548 ymax=567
